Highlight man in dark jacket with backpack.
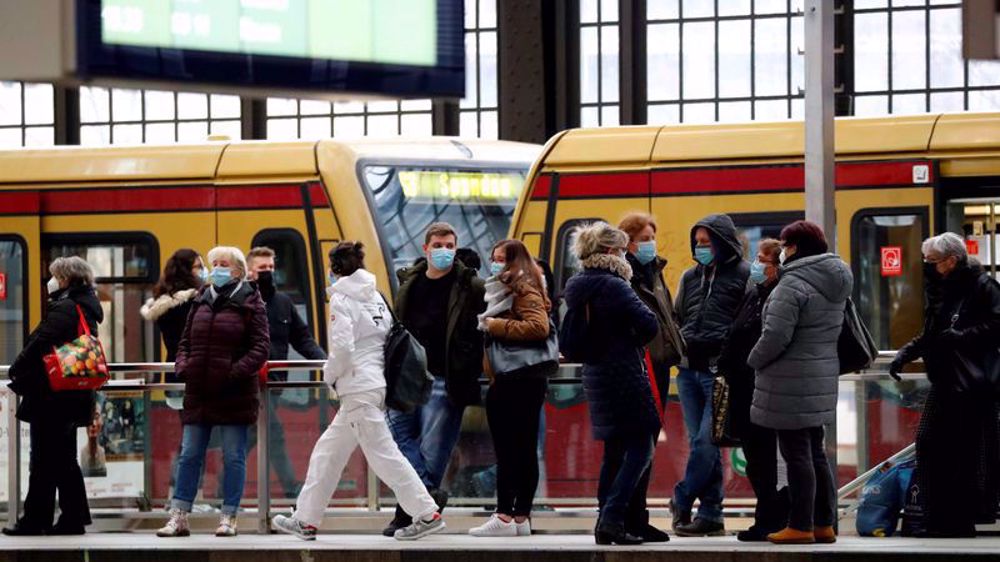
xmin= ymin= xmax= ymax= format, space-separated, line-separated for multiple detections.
xmin=383 ymin=222 xmax=486 ymax=536
xmin=672 ymin=214 xmax=750 ymax=536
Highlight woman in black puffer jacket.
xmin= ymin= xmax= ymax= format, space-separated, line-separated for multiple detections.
xmin=563 ymin=222 xmax=659 ymax=546
xmin=6 ymin=257 xmax=102 ymax=536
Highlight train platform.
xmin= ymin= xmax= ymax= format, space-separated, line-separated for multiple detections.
xmin=0 ymin=532 xmax=998 ymax=562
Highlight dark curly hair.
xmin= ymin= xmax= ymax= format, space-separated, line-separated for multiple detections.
xmin=153 ymin=248 xmax=202 ymax=298
xmin=330 ymin=242 xmax=366 ymax=277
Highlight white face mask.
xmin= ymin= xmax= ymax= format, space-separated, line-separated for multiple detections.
xmin=46 ymin=277 xmax=60 ymax=294
xmin=779 ymin=248 xmax=787 ymax=265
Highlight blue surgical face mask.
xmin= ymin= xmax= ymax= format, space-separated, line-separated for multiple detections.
xmin=635 ymin=241 xmax=657 ymax=265
xmin=490 ymin=262 xmax=504 ymax=276
xmin=209 ymin=267 xmax=232 ymax=287
xmin=328 ymin=272 xmax=338 ymax=286
xmin=694 ymin=245 xmax=714 ymax=266
xmin=430 ymin=248 xmax=456 ymax=270
xmin=197 ymin=268 xmax=208 ymax=282
xmin=750 ymin=261 xmax=768 ymax=284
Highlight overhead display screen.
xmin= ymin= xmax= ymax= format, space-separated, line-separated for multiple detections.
xmin=76 ymin=0 xmax=464 ymax=98
xmin=100 ymin=0 xmax=437 ymax=67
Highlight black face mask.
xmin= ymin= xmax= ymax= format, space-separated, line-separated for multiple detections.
xmin=257 ymin=270 xmax=276 ymax=300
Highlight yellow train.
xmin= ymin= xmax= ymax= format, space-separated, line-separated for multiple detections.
xmin=510 ymin=112 xmax=1000 ymax=352
xmin=0 ymin=138 xmax=541 ymax=365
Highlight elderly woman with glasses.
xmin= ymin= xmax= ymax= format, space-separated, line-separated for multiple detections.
xmin=891 ymin=232 xmax=1000 ymax=538
xmin=157 ymin=246 xmax=270 ymax=538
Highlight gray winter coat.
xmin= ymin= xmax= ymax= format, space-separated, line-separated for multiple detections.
xmin=747 ymin=253 xmax=853 ymax=430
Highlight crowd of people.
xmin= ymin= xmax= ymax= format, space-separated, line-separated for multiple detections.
xmin=4 ymin=214 xmax=998 ymax=543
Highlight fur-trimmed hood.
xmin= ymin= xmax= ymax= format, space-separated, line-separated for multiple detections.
xmin=140 ymin=289 xmax=198 ymax=321
xmin=581 ymin=253 xmax=633 ymax=282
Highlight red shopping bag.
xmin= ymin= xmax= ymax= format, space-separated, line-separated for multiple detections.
xmin=43 ymin=304 xmax=110 ymax=391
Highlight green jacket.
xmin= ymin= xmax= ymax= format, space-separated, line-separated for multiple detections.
xmin=394 ymin=260 xmax=486 ymax=407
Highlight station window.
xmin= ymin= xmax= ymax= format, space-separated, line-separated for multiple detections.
xmin=44 ymin=234 xmax=159 ymax=365
xmin=853 ymin=1 xmax=1000 ymax=115
xmin=0 ymin=237 xmax=27 ymax=366
xmin=580 ymin=0 xmax=621 ymax=127
xmin=460 ymin=0 xmax=499 ymax=139
xmin=646 ymin=0 xmax=805 ymax=125
xmin=265 ymin=98 xmax=433 ymax=139
xmin=79 ymin=87 xmax=242 ymax=145
xmin=0 ymin=81 xmax=55 ymax=148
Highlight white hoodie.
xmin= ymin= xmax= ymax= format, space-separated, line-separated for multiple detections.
xmin=323 ymin=268 xmax=392 ymax=396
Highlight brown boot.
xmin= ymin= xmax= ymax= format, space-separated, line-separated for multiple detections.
xmin=767 ymin=527 xmax=816 ymax=544
xmin=814 ymin=526 xmax=837 ymax=544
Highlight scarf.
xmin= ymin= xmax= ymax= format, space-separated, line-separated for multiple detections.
xmin=477 ymin=276 xmax=514 ymax=331
xmin=581 ymin=253 xmax=633 ymax=282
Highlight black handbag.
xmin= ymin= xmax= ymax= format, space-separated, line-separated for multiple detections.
xmin=486 ymin=319 xmax=560 ymax=378
xmin=379 ymin=295 xmax=433 ymax=413
xmin=839 ymin=297 xmax=879 ymax=374
xmin=945 ymin=299 xmax=1000 ymax=396
xmin=710 ymin=375 xmax=741 ymax=447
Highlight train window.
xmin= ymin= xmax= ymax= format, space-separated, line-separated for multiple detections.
xmin=555 ymin=219 xmax=599 ymax=291
xmin=361 ymin=164 xmax=527 ymax=282
xmin=730 ymin=212 xmax=804 ymax=260
xmin=251 ymin=229 xmax=315 ymax=337
xmin=44 ymin=234 xmax=159 ymax=364
xmin=851 ymin=209 xmax=928 ymax=351
xmin=0 ymin=236 xmax=27 ymax=367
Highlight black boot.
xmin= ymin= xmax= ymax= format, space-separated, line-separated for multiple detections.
xmin=381 ymin=505 xmax=412 ymax=537
xmin=671 ymin=508 xmax=691 ymax=532
xmin=2 ymin=520 xmax=48 ymax=536
xmin=595 ymin=522 xmax=644 ymax=546
xmin=675 ymin=517 xmax=725 ymax=537
xmin=628 ymin=511 xmax=670 ymax=542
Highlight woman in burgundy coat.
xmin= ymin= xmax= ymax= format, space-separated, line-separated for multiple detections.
xmin=157 ymin=246 xmax=270 ymax=538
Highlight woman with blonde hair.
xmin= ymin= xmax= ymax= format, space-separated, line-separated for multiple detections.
xmin=561 ymin=223 xmax=660 ymax=545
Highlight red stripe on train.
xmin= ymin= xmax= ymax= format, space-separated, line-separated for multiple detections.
xmin=0 ymin=191 xmax=41 ymax=214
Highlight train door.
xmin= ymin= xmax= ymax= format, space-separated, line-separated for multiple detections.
xmin=0 ymin=206 xmax=37 ymax=366
xmin=945 ymin=198 xmax=1000 ymax=280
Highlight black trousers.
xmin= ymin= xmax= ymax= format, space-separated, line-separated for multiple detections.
xmin=598 ymin=433 xmax=656 ymax=528
xmin=743 ymin=421 xmax=789 ymax=533
xmin=486 ymin=377 xmax=547 ymax=517
xmin=776 ymin=426 xmax=835 ymax=532
xmin=916 ymin=388 xmax=989 ymax=536
xmin=22 ymin=422 xmax=91 ymax=530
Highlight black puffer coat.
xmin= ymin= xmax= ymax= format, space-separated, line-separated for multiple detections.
xmin=564 ymin=255 xmax=660 ymax=441
xmin=176 ymin=282 xmax=270 ymax=425
xmin=676 ymin=214 xmax=750 ymax=372
xmin=9 ymin=286 xmax=101 ymax=427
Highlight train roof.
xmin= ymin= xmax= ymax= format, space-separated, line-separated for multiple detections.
xmin=541 ymin=112 xmax=1000 ymax=169
xmin=0 ymin=137 xmax=542 ymax=186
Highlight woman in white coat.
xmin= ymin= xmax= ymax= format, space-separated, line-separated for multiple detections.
xmin=271 ymin=242 xmax=445 ymax=541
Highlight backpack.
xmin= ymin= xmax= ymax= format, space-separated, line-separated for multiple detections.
xmin=856 ymin=456 xmax=916 ymax=537
xmin=379 ymin=295 xmax=433 ymax=413
xmin=839 ymin=297 xmax=879 ymax=374
xmin=559 ymin=301 xmax=593 ymax=363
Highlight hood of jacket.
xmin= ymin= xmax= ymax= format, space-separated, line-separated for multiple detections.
xmin=564 ymin=266 xmax=622 ymax=309
xmin=782 ymin=253 xmax=852 ymax=303
xmin=331 ymin=268 xmax=378 ymax=301
xmin=689 ymin=214 xmax=743 ymax=265
xmin=140 ymin=288 xmax=198 ymax=321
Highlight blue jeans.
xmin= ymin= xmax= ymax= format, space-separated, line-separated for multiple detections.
xmin=597 ymin=433 xmax=655 ymax=528
xmin=673 ymin=367 xmax=724 ymax=523
xmin=172 ymin=424 xmax=250 ymax=515
xmin=386 ymin=378 xmax=465 ymax=489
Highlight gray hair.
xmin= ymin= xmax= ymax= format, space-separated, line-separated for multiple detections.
xmin=572 ymin=222 xmax=628 ymax=261
xmin=206 ymin=246 xmax=248 ymax=279
xmin=49 ymin=256 xmax=95 ymax=287
xmin=921 ymin=232 xmax=967 ymax=262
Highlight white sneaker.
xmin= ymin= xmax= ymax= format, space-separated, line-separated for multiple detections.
xmin=515 ymin=518 xmax=531 ymax=537
xmin=156 ymin=508 xmax=190 ymax=537
xmin=215 ymin=514 xmax=238 ymax=537
xmin=469 ymin=514 xmax=518 ymax=537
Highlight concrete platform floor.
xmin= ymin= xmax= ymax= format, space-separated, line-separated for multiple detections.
xmin=0 ymin=533 xmax=998 ymax=561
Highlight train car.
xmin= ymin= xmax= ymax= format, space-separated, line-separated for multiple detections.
xmin=510 ymin=112 xmax=1000 ymax=504
xmin=0 ymin=137 xmax=540 ymax=505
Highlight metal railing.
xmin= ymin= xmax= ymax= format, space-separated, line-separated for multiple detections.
xmin=0 ymin=354 xmax=920 ymax=533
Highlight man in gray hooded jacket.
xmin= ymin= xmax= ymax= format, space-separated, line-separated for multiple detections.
xmin=747 ymin=220 xmax=852 ymax=545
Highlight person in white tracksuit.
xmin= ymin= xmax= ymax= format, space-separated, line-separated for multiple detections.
xmin=271 ymin=242 xmax=445 ymax=541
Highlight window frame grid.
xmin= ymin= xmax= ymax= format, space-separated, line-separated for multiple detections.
xmin=79 ymin=88 xmax=241 ymax=145
xmin=580 ymin=0 xmax=621 ymax=126
xmin=852 ymin=1 xmax=997 ymax=114
xmin=264 ymin=99 xmax=434 ymax=139
xmin=460 ymin=0 xmax=499 ymax=138
xmin=0 ymin=81 xmax=56 ymax=147
xmin=645 ymin=0 xmax=805 ymax=124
